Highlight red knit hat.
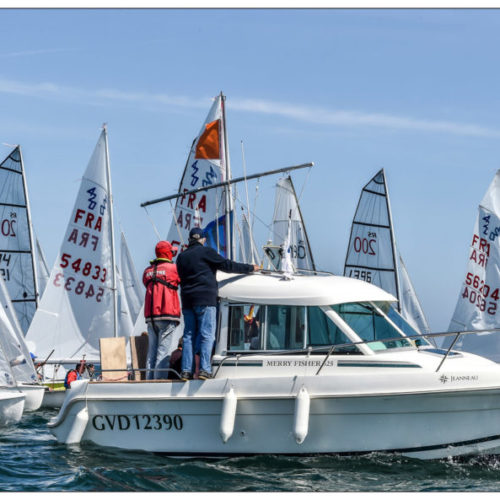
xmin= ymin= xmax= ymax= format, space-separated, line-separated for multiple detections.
xmin=155 ymin=240 xmax=177 ymax=260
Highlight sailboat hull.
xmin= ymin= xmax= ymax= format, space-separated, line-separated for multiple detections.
xmin=0 ymin=389 xmax=25 ymax=426
xmin=48 ymin=374 xmax=500 ymax=460
xmin=40 ymin=386 xmax=67 ymax=409
xmin=18 ymin=383 xmax=45 ymax=412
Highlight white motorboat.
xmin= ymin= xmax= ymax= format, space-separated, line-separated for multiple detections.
xmin=48 ymin=270 xmax=500 ymax=460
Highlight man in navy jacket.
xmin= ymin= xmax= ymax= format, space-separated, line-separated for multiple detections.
xmin=176 ymin=227 xmax=258 ymax=380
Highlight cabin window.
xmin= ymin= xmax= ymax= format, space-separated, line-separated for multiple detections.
xmin=330 ymin=302 xmax=412 ymax=351
xmin=307 ymin=306 xmax=359 ymax=353
xmin=228 ymin=305 xmax=264 ymax=351
xmin=265 ymin=305 xmax=306 ymax=350
xmin=227 ymin=304 xmax=361 ymax=353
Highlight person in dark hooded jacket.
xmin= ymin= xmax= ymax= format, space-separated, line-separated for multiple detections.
xmin=176 ymin=227 xmax=259 ymax=380
xmin=142 ymin=240 xmax=180 ymax=380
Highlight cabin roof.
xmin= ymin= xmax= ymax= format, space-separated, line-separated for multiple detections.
xmin=217 ymin=271 xmax=396 ymax=306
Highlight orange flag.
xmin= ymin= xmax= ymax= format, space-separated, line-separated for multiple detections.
xmin=195 ymin=119 xmax=221 ymax=160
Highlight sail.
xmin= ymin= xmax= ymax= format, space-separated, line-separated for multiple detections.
xmin=116 ymin=266 xmax=134 ymax=339
xmin=0 ymin=146 xmax=38 ymax=334
xmin=35 ymin=237 xmax=50 ymax=300
xmin=238 ymin=213 xmax=260 ymax=265
xmin=448 ymin=170 xmax=500 ymax=359
xmin=399 ymin=255 xmax=430 ymax=334
xmin=270 ymin=176 xmax=315 ymax=271
xmin=0 ymin=303 xmax=19 ymax=388
xmin=0 ymin=276 xmax=37 ymax=383
xmin=120 ymin=232 xmax=142 ymax=323
xmin=344 ymin=169 xmax=400 ymax=303
xmin=166 ymin=93 xmax=233 ymax=258
xmin=26 ymin=129 xmax=121 ymax=363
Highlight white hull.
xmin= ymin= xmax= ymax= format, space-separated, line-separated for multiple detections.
xmin=0 ymin=389 xmax=25 ymax=426
xmin=41 ymin=387 xmax=66 ymax=409
xmin=49 ymin=365 xmax=500 ymax=460
xmin=18 ymin=383 xmax=45 ymax=412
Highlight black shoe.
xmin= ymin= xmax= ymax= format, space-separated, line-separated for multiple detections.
xmin=198 ymin=370 xmax=212 ymax=380
xmin=180 ymin=371 xmax=191 ymax=381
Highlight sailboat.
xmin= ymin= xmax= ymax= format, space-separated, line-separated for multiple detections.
xmin=0 ymin=303 xmax=25 ymax=424
xmin=264 ymin=176 xmax=316 ymax=272
xmin=448 ymin=170 xmax=500 ymax=360
xmin=0 ymin=275 xmax=44 ymax=410
xmin=166 ymin=92 xmax=234 ymax=258
xmin=238 ymin=212 xmax=260 ymax=265
xmin=344 ymin=169 xmax=430 ymax=334
xmin=0 ymin=146 xmax=39 ymax=335
xmin=26 ymin=126 xmax=123 ymax=389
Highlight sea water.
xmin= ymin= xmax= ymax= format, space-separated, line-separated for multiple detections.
xmin=1 ymin=410 xmax=500 ymax=492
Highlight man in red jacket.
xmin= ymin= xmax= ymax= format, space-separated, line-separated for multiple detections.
xmin=143 ymin=240 xmax=181 ymax=380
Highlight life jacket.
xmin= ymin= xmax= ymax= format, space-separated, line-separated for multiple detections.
xmin=143 ymin=259 xmax=181 ymax=321
xmin=64 ymin=369 xmax=81 ymax=389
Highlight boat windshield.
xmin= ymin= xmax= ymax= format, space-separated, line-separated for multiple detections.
xmin=383 ymin=304 xmax=432 ymax=347
xmin=227 ymin=304 xmax=360 ymax=354
xmin=329 ymin=302 xmax=413 ymax=351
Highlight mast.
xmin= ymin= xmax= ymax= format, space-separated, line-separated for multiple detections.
xmin=220 ymin=92 xmax=234 ymax=260
xmin=17 ymin=145 xmax=39 ymax=308
xmin=288 ymin=175 xmax=316 ymax=272
xmin=103 ymin=125 xmax=118 ymax=338
xmin=382 ymin=169 xmax=401 ymax=311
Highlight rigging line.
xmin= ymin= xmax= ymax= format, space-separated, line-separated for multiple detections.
xmin=233 ymin=192 xmax=275 ymax=234
xmin=167 ymin=199 xmax=185 ymax=247
xmin=142 ymin=206 xmax=162 ymax=240
xmin=240 ymin=141 xmax=252 ymax=223
xmin=251 ymin=177 xmax=260 ymax=233
xmin=296 ymin=165 xmax=313 ymax=203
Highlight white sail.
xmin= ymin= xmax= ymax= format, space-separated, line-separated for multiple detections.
xmin=238 ymin=213 xmax=260 ymax=265
xmin=120 ymin=231 xmax=142 ymax=323
xmin=448 ymin=170 xmax=500 ymax=360
xmin=399 ymin=255 xmax=430 ymax=334
xmin=0 ymin=275 xmax=37 ymax=384
xmin=116 ymin=266 xmax=134 ymax=339
xmin=166 ymin=93 xmax=233 ymax=259
xmin=344 ymin=169 xmax=429 ymax=334
xmin=26 ymin=128 xmax=122 ymax=365
xmin=344 ymin=169 xmax=399 ymax=300
xmin=269 ymin=176 xmax=315 ymax=272
xmin=0 ymin=302 xmax=20 ymax=388
xmin=35 ymin=237 xmax=50 ymax=300
xmin=0 ymin=146 xmax=38 ymax=335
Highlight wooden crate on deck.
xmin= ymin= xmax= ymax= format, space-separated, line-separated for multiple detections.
xmin=99 ymin=337 xmax=128 ymax=382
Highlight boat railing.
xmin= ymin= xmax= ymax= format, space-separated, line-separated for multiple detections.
xmin=216 ymin=328 xmax=500 ymax=375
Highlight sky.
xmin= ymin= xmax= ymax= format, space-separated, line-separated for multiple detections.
xmin=1 ymin=8 xmax=500 ymax=332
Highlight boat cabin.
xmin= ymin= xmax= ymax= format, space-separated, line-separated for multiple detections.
xmin=212 ymin=271 xmax=432 ymax=376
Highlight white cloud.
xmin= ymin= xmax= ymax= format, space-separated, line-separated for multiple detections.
xmin=0 ymin=76 xmax=498 ymax=138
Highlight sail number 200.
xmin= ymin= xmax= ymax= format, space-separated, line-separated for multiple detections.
xmin=353 ymin=237 xmax=376 ymax=255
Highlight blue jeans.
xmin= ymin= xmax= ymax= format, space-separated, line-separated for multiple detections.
xmin=181 ymin=306 xmax=217 ymax=375
xmin=147 ymin=319 xmax=178 ymax=380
